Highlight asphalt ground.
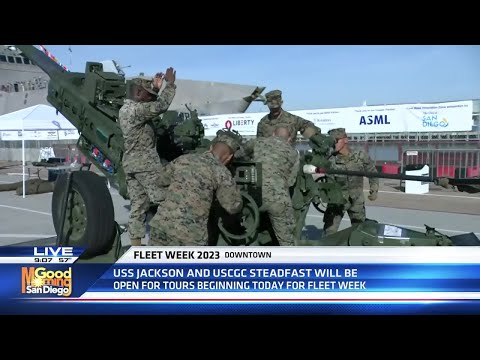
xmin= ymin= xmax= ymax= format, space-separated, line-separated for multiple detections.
xmin=0 ymin=173 xmax=478 ymax=246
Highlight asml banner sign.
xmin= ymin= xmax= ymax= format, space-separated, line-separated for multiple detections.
xmin=199 ymin=100 xmax=474 ymax=136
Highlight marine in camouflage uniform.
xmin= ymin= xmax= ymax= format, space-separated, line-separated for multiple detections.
xmin=254 ymin=90 xmax=321 ymax=241
xmin=119 ymin=69 xmax=177 ymax=246
xmin=256 ymin=90 xmax=320 ymax=144
xmin=244 ymin=126 xmax=299 ymax=246
xmin=148 ymin=131 xmax=243 ymax=246
xmin=254 ymin=90 xmax=319 ymax=192
xmin=322 ymin=128 xmax=379 ymax=236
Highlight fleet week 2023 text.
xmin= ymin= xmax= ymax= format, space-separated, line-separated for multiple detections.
xmin=132 ymin=250 xmax=273 ymax=260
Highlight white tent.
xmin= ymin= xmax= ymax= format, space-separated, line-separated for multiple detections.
xmin=0 ymin=104 xmax=79 ymax=198
xmin=0 ymin=104 xmax=78 ymax=139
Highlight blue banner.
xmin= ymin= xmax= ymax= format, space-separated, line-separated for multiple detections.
xmin=89 ymin=264 xmax=480 ymax=293
xmin=0 ymin=246 xmax=84 ymax=257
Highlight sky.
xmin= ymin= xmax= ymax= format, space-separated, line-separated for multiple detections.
xmin=43 ymin=45 xmax=480 ymax=113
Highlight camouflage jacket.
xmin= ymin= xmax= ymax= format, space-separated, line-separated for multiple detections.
xmin=244 ymin=136 xmax=299 ymax=193
xmin=119 ymin=82 xmax=176 ymax=173
xmin=328 ymin=150 xmax=379 ymax=200
xmin=256 ymin=110 xmax=317 ymax=144
xmin=155 ymin=151 xmax=243 ymax=243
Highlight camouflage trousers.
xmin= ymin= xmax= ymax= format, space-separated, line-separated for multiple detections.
xmin=323 ymin=195 xmax=366 ymax=236
xmin=262 ymin=188 xmax=295 ymax=246
xmin=148 ymin=226 xmax=208 ymax=246
xmin=126 ymin=171 xmax=166 ymax=240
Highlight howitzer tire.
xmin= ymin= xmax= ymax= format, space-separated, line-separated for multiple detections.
xmin=218 ymin=192 xmax=260 ymax=245
xmin=52 ymin=171 xmax=116 ymax=259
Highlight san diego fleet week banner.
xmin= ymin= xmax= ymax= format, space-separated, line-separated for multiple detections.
xmin=2 ymin=246 xmax=480 ymax=315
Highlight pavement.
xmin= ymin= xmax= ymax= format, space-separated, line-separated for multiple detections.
xmin=0 ymin=164 xmax=479 ymax=246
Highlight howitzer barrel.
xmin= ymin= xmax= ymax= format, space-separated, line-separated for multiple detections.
xmin=322 ymin=168 xmax=480 ymax=186
xmin=17 ymin=44 xmax=128 ymax=196
xmin=318 ymin=168 xmax=433 ymax=182
xmin=16 ymin=45 xmax=65 ymax=77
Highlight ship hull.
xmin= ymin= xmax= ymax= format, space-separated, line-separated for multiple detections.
xmin=0 ymin=46 xmax=265 ymax=117
xmin=0 ymin=81 xmax=265 ymax=117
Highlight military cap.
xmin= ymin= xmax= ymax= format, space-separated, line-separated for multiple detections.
xmin=213 ymin=130 xmax=242 ymax=152
xmin=265 ymin=90 xmax=282 ymax=99
xmin=327 ymin=128 xmax=347 ymax=140
xmin=131 ymin=76 xmax=159 ymax=96
xmin=265 ymin=89 xmax=283 ymax=109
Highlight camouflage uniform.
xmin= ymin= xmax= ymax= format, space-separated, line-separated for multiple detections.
xmin=323 ymin=128 xmax=379 ymax=236
xmin=244 ymin=133 xmax=299 ymax=246
xmin=149 ymin=133 xmax=243 ymax=246
xmin=256 ymin=90 xmax=319 ymax=145
xmin=119 ymin=78 xmax=176 ymax=241
xmin=255 ymin=90 xmax=315 ymax=240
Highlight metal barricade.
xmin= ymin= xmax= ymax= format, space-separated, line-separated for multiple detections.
xmin=400 ymin=148 xmax=480 ymax=183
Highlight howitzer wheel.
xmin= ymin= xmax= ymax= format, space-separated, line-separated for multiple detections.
xmin=312 ymin=176 xmax=328 ymax=213
xmin=51 ymin=171 xmax=116 ymax=259
xmin=218 ymin=192 xmax=260 ymax=245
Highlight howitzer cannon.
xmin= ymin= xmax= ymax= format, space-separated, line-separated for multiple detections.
xmin=16 ymin=45 xmax=209 ymax=261
xmin=213 ymin=132 xmax=480 ymax=247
